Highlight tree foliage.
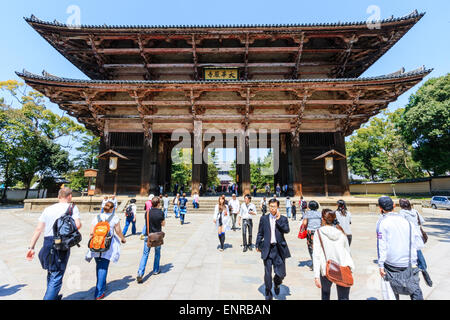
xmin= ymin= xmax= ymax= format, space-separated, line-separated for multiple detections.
xmin=347 ymin=109 xmax=424 ymax=181
xmin=0 ymin=80 xmax=92 ymax=200
xmin=398 ymin=74 xmax=450 ymax=176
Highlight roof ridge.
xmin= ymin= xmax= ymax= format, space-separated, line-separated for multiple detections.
xmin=24 ymin=10 xmax=425 ymax=30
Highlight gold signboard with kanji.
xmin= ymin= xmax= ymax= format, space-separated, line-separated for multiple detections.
xmin=203 ymin=68 xmax=239 ymax=80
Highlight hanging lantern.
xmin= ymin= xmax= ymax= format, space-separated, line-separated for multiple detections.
xmin=325 ymin=157 xmax=334 ymax=171
xmin=109 ymin=157 xmax=118 ymax=171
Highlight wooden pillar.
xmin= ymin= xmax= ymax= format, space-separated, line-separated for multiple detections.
xmin=274 ymin=133 xmax=288 ymax=194
xmin=140 ymin=133 xmax=159 ymax=196
xmin=237 ymin=140 xmax=251 ymax=196
xmin=191 ymin=121 xmax=203 ymax=195
xmin=157 ymin=135 xmax=168 ymax=194
xmin=291 ymin=135 xmax=303 ymax=197
xmin=334 ymin=131 xmax=350 ymax=196
xmin=95 ymin=135 xmax=108 ymax=195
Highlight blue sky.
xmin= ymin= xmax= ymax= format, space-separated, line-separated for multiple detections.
xmin=1 ymin=0 xmax=449 ymax=161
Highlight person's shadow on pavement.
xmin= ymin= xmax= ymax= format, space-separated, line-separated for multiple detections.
xmin=64 ymin=275 xmax=134 ymax=300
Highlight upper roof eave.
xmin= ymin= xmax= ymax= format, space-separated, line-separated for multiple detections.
xmin=24 ymin=10 xmax=425 ymax=32
xmin=15 ymin=67 xmax=433 ymax=86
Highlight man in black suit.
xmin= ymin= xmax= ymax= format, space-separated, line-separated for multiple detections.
xmin=256 ymin=198 xmax=291 ymax=300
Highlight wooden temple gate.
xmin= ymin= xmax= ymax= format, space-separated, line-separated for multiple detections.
xmin=17 ymin=11 xmax=431 ymax=196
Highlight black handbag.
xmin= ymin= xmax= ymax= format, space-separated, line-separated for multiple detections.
xmin=384 ymin=222 xmax=420 ymax=295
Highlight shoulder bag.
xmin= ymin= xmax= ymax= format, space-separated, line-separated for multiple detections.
xmin=146 ymin=209 xmax=165 ymax=248
xmin=317 ymin=229 xmax=354 ymax=287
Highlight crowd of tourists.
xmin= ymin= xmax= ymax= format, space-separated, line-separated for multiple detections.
xmin=26 ymin=188 xmax=432 ymax=301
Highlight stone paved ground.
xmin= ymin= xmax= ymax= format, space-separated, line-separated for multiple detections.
xmin=0 ymin=206 xmax=449 ymax=300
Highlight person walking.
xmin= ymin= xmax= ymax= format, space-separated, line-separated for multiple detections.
xmin=313 ymin=209 xmax=355 ymax=300
xmin=213 ymin=197 xmax=231 ymax=251
xmin=399 ymin=198 xmax=433 ymax=287
xmin=291 ymin=201 xmax=297 ymax=221
xmin=101 ymin=195 xmax=109 ymax=213
xmin=140 ymin=194 xmax=154 ymax=240
xmin=26 ymin=188 xmax=82 ymax=300
xmin=110 ymin=195 xmax=118 ymax=214
xmin=86 ymin=201 xmax=126 ymax=300
xmin=179 ymin=193 xmax=188 ymax=225
xmin=285 ymin=197 xmax=292 ymax=219
xmin=260 ymin=196 xmax=268 ymax=216
xmin=193 ymin=192 xmax=199 ymax=209
xmin=122 ymin=199 xmax=137 ymax=236
xmin=275 ymin=184 xmax=281 ymax=197
xmin=162 ymin=194 xmax=170 ymax=218
xmin=376 ymin=196 xmax=424 ymax=300
xmin=238 ymin=194 xmax=257 ymax=252
xmin=299 ymin=196 xmax=307 ymax=219
xmin=137 ymin=197 xmax=166 ymax=283
xmin=265 ymin=183 xmax=271 ymax=197
xmin=301 ymin=200 xmax=322 ymax=270
xmin=173 ymin=193 xmax=180 ymax=219
xmin=253 ymin=185 xmax=257 ymax=197
xmin=229 ymin=193 xmax=240 ymax=231
xmin=335 ymin=200 xmax=352 ymax=246
xmin=256 ymin=198 xmax=291 ymax=300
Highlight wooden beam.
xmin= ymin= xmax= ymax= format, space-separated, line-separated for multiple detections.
xmin=292 ymin=32 xmax=305 ymax=79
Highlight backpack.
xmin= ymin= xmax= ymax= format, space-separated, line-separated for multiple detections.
xmin=52 ymin=204 xmax=82 ymax=251
xmin=301 ymin=200 xmax=308 ymax=210
xmin=88 ymin=214 xmax=115 ymax=253
xmin=125 ymin=205 xmax=134 ymax=218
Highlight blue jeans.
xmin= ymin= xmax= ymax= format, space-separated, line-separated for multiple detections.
xmin=286 ymin=207 xmax=292 ymax=218
xmin=163 ymin=207 xmax=168 ymax=218
xmin=43 ymin=270 xmax=65 ymax=300
xmin=174 ymin=205 xmax=179 ymax=218
xmin=137 ymin=242 xmax=161 ymax=277
xmin=95 ymin=257 xmax=110 ymax=299
xmin=122 ymin=217 xmax=136 ymax=236
xmin=417 ymin=250 xmax=427 ymax=271
xmin=179 ymin=208 xmax=186 ymax=224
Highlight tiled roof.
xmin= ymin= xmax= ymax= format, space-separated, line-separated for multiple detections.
xmin=24 ymin=10 xmax=424 ymax=30
xmin=16 ymin=66 xmax=432 ymax=85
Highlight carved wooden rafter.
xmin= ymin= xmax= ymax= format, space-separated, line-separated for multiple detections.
xmin=129 ymin=90 xmax=156 ymax=146
xmin=342 ymin=89 xmax=362 ymax=135
xmin=290 ymin=89 xmax=312 ymax=147
xmin=87 ymin=35 xmax=108 ymax=78
xmin=333 ymin=34 xmax=359 ymax=77
xmin=291 ymin=32 xmax=305 ymax=79
xmin=83 ymin=91 xmax=105 ymax=136
xmin=244 ymin=32 xmax=250 ymax=80
xmin=137 ymin=35 xmax=153 ymax=80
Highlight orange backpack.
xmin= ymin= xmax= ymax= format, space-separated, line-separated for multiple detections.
xmin=88 ymin=214 xmax=115 ymax=252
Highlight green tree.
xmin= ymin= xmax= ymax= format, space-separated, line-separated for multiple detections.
xmin=398 ymin=74 xmax=450 ymax=176
xmin=0 ymin=80 xmax=85 ymax=200
xmin=347 ymin=109 xmax=423 ymax=181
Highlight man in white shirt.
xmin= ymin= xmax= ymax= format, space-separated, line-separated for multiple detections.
xmin=256 ymin=198 xmax=291 ymax=300
xmin=26 ymin=188 xmax=82 ymax=300
xmin=163 ymin=194 xmax=170 ymax=218
xmin=238 ymin=194 xmax=257 ymax=252
xmin=376 ymin=196 xmax=424 ymax=300
xmin=229 ymin=194 xmax=240 ymax=231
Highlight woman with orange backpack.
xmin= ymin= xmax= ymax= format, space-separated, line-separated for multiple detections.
xmin=86 ymin=201 xmax=126 ymax=300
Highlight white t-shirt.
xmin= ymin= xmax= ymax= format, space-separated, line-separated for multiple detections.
xmin=39 ymin=203 xmax=81 ymax=237
xmin=229 ymin=199 xmax=240 ymax=214
xmin=163 ymin=197 xmax=170 ymax=209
